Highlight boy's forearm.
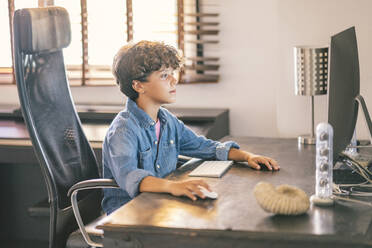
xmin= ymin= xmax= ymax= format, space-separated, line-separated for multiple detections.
xmin=139 ymin=176 xmax=172 ymax=194
xmin=228 ymin=148 xmax=254 ymax=161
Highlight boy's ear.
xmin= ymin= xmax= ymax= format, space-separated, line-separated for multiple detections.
xmin=132 ymin=80 xmax=145 ymax=94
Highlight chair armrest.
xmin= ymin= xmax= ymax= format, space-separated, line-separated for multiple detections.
xmin=67 ymin=178 xmax=119 ymax=197
xmin=68 ymin=178 xmax=119 ymax=248
xmin=177 ymin=155 xmax=192 ymax=168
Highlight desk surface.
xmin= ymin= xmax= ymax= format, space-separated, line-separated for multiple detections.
xmin=99 ymin=137 xmax=372 ymax=248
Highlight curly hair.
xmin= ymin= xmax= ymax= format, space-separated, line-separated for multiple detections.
xmin=112 ymin=40 xmax=183 ymax=100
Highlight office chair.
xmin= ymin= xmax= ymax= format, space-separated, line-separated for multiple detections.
xmin=13 ymin=6 xmax=118 ymax=248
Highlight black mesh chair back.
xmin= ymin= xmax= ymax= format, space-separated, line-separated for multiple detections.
xmin=13 ymin=7 xmax=102 ymax=248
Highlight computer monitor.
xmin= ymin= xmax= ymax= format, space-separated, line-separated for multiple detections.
xmin=327 ymin=26 xmax=360 ymax=162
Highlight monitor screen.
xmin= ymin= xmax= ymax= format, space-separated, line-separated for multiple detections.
xmin=327 ymin=26 xmax=360 ymax=162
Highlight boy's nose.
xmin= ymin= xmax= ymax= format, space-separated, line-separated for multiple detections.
xmin=170 ymin=74 xmax=179 ymax=85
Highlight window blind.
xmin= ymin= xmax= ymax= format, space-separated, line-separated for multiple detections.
xmin=0 ymin=0 xmax=220 ymax=86
xmin=180 ymin=0 xmax=220 ymax=83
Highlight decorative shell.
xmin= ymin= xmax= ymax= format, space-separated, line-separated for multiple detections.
xmin=253 ymin=182 xmax=310 ymax=215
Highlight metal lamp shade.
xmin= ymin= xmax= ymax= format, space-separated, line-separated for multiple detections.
xmin=294 ymin=46 xmax=328 ymax=96
xmin=294 ymin=46 xmax=329 ymax=145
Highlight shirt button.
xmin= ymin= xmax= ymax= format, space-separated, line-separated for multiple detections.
xmin=156 ymin=164 xmax=160 ymax=169
xmin=170 ymin=139 xmax=174 ymax=144
xmin=154 ymin=141 xmax=158 ymax=145
xmin=151 ymin=122 xmax=155 ymax=126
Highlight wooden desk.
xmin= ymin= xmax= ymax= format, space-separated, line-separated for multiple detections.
xmin=98 ymin=137 xmax=372 ymax=248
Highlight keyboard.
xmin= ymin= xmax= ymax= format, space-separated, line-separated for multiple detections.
xmin=188 ymin=160 xmax=233 ymax=178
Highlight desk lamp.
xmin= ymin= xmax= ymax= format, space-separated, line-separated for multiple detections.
xmin=294 ymin=46 xmax=328 ymax=145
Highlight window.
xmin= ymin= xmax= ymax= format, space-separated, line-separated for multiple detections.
xmin=0 ymin=0 xmax=220 ymax=86
xmin=85 ymin=0 xmax=128 ymax=84
xmin=54 ymin=0 xmax=128 ymax=85
xmin=53 ymin=0 xmax=83 ymax=85
xmin=0 ymin=1 xmax=12 ymax=69
xmin=132 ymin=0 xmax=178 ymax=48
xmin=0 ymin=0 xmax=14 ymax=84
xmin=181 ymin=0 xmax=220 ymax=83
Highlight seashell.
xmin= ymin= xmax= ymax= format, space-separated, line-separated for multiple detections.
xmin=253 ymin=182 xmax=310 ymax=215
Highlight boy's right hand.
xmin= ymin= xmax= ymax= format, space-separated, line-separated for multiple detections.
xmin=169 ymin=179 xmax=211 ymax=201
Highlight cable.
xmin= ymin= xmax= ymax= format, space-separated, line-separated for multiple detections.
xmin=331 ymin=152 xmax=372 ymax=206
xmin=337 ymin=152 xmax=372 ymax=185
xmin=331 ymin=195 xmax=372 ymax=207
xmin=333 ymin=183 xmax=372 ymax=197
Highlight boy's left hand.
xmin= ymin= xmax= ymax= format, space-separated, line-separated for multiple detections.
xmin=228 ymin=148 xmax=280 ymax=171
xmin=246 ymin=154 xmax=280 ymax=171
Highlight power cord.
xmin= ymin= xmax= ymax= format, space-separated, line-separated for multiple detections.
xmin=331 ymin=152 xmax=372 ymax=206
xmin=331 ymin=195 xmax=372 ymax=207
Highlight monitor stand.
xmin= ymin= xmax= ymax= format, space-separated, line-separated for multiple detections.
xmin=333 ymin=94 xmax=372 ymax=184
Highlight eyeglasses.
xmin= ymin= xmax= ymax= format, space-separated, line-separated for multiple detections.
xmin=159 ymin=68 xmax=180 ymax=81
xmin=133 ymin=68 xmax=180 ymax=82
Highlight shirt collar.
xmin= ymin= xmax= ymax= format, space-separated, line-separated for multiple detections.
xmin=126 ymin=98 xmax=167 ymax=128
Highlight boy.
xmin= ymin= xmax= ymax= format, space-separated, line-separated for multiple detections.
xmin=102 ymin=41 xmax=279 ymax=215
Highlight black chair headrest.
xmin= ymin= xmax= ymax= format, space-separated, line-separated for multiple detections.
xmin=14 ymin=6 xmax=71 ymax=54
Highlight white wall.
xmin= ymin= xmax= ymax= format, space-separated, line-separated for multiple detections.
xmin=2 ymin=0 xmax=372 ymax=139
xmin=276 ymin=0 xmax=372 ymax=140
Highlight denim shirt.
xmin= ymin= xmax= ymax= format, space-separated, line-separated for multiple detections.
xmin=102 ymin=98 xmax=240 ymax=214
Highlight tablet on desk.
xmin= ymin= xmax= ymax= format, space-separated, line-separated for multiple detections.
xmin=188 ymin=160 xmax=233 ymax=178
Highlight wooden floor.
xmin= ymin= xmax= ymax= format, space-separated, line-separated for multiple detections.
xmin=2 ymin=239 xmax=48 ymax=248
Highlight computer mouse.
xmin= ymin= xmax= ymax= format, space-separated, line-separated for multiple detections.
xmin=197 ymin=186 xmax=218 ymax=199
xmin=258 ymin=163 xmax=271 ymax=171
